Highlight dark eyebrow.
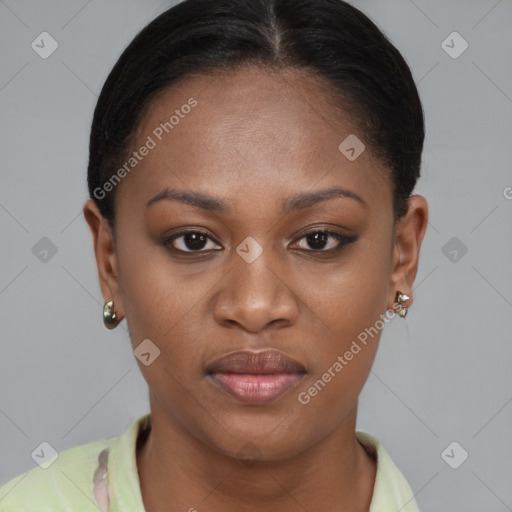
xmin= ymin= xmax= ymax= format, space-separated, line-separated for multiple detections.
xmin=282 ymin=187 xmax=367 ymax=212
xmin=145 ymin=186 xmax=366 ymax=212
xmin=146 ymin=188 xmax=228 ymax=212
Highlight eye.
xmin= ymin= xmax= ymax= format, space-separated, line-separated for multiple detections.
xmin=162 ymin=227 xmax=357 ymax=255
xmin=163 ymin=229 xmax=222 ymax=253
xmin=290 ymin=229 xmax=357 ymax=252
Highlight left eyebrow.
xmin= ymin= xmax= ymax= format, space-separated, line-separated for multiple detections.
xmin=145 ymin=186 xmax=367 ymax=213
xmin=282 ymin=187 xmax=367 ymax=212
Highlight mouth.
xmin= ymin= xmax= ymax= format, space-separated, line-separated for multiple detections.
xmin=205 ymin=349 xmax=307 ymax=404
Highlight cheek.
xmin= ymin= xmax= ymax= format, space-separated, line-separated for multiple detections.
xmin=115 ymin=236 xmax=216 ymax=380
xmin=117 ymin=251 xmax=203 ymax=417
xmin=302 ymin=235 xmax=391 ymax=345
xmin=116 ymin=227 xmax=193 ymax=333
xmin=295 ymin=238 xmax=392 ymax=407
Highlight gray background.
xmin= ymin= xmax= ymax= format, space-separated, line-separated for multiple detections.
xmin=1 ymin=0 xmax=511 ymax=510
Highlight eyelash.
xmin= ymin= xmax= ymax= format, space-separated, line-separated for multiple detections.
xmin=161 ymin=228 xmax=357 ymax=255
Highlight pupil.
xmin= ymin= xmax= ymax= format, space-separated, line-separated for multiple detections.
xmin=307 ymin=232 xmax=328 ymax=250
xmin=185 ymin=233 xmax=207 ymax=250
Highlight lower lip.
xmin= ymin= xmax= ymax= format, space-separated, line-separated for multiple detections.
xmin=208 ymin=372 xmax=305 ymax=404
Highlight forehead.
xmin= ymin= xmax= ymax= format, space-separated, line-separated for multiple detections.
xmin=120 ymin=65 xmax=392 ymax=214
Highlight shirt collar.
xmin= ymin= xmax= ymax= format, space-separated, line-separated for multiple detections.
xmin=356 ymin=430 xmax=420 ymax=511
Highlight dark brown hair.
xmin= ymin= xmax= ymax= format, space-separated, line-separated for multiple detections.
xmin=87 ymin=0 xmax=424 ymax=225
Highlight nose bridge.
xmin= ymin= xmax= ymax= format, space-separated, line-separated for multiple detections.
xmin=213 ymin=237 xmax=298 ymax=332
xmin=235 ymin=244 xmax=280 ymax=300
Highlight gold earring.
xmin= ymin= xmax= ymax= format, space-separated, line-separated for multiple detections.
xmin=395 ymin=291 xmax=410 ymax=319
xmin=103 ymin=300 xmax=119 ymax=329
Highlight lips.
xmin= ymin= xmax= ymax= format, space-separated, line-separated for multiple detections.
xmin=206 ymin=349 xmax=306 ymax=374
xmin=206 ymin=349 xmax=306 ymax=404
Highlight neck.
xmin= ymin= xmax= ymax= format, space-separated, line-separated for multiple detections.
xmin=137 ymin=402 xmax=376 ymax=512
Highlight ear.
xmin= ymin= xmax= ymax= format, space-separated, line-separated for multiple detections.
xmin=83 ymin=199 xmax=125 ymax=321
xmin=388 ymin=194 xmax=429 ymax=311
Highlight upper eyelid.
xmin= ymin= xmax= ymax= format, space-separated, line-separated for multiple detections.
xmin=165 ymin=229 xmax=222 ymax=251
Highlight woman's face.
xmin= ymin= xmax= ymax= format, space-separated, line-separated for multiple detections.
xmin=85 ymin=65 xmax=427 ymax=460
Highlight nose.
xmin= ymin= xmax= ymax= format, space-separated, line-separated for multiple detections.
xmin=212 ymin=248 xmax=299 ymax=333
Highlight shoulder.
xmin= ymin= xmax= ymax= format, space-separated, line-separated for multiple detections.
xmin=0 ymin=435 xmax=117 ymax=512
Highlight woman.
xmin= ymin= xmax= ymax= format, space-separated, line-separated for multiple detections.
xmin=0 ymin=0 xmax=428 ymax=510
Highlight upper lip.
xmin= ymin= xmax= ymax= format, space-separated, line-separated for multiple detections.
xmin=205 ymin=349 xmax=306 ymax=375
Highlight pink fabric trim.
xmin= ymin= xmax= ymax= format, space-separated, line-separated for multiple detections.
xmin=92 ymin=448 xmax=110 ymax=512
